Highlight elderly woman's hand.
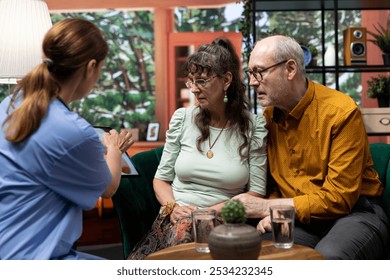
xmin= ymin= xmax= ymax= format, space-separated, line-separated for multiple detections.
xmin=170 ymin=205 xmax=198 ymax=224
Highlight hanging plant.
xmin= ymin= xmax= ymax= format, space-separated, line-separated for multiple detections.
xmin=238 ymin=0 xmax=253 ymax=64
xmin=367 ymin=17 xmax=390 ymax=55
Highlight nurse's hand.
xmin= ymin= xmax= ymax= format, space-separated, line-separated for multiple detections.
xmin=103 ymin=129 xmax=134 ymax=154
xmin=117 ymin=129 xmax=134 ymax=153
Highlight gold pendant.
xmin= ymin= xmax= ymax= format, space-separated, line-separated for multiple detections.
xmin=206 ymin=150 xmax=214 ymax=159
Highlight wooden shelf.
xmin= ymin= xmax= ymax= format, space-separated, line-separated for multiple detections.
xmin=361 ymin=108 xmax=390 ymax=136
xmin=305 ymin=65 xmax=390 ymax=74
xmin=127 ymin=141 xmax=165 ymax=156
xmin=253 ymin=0 xmax=390 ymax=11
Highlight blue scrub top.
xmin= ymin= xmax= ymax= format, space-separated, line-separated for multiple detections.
xmin=0 ymin=95 xmax=112 ymax=259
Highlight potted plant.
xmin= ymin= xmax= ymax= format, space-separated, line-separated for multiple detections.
xmin=367 ymin=16 xmax=390 ymax=65
xmin=208 ymin=199 xmax=261 ymax=259
xmin=367 ymin=75 xmax=390 ymax=107
xmin=296 ymin=37 xmax=319 ymax=66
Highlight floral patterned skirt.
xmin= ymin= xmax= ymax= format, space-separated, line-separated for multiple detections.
xmin=128 ymin=212 xmax=222 ymax=260
xmin=127 ymin=213 xmax=193 ymax=260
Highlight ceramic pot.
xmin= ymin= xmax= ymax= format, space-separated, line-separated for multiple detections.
xmin=383 ymin=53 xmax=390 ymax=66
xmin=377 ymin=95 xmax=390 ymax=108
xmin=324 ymin=44 xmax=336 ymax=66
xmin=208 ymin=223 xmax=261 ymax=260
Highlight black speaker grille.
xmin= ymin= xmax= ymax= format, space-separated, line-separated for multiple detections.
xmin=350 ymin=42 xmax=366 ymax=56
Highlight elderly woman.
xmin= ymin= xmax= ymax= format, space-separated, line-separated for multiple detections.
xmin=128 ymin=38 xmax=268 ymax=259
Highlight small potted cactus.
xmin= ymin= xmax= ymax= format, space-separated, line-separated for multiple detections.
xmin=208 ymin=199 xmax=262 ymax=260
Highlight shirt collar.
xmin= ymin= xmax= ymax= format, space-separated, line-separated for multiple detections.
xmin=272 ymin=79 xmax=315 ymax=122
xmin=57 ymin=96 xmax=71 ymax=111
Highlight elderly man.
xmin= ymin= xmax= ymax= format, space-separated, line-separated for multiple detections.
xmin=234 ymin=35 xmax=389 ymax=259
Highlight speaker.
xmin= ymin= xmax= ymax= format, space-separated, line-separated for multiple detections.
xmin=343 ymin=27 xmax=367 ymax=65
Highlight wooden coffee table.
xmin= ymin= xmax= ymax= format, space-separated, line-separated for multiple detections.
xmin=145 ymin=240 xmax=324 ymax=260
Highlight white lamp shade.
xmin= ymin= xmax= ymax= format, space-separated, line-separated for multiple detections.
xmin=0 ymin=0 xmax=52 ymax=84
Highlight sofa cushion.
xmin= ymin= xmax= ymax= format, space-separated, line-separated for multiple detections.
xmin=369 ymin=143 xmax=390 ymax=218
xmin=384 ymin=158 xmax=390 ymax=219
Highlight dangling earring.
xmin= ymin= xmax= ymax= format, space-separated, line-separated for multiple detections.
xmin=223 ymin=91 xmax=228 ymax=103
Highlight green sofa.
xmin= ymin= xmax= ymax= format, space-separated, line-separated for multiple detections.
xmin=370 ymin=143 xmax=390 ymax=219
xmin=112 ymin=146 xmax=164 ymax=259
xmin=369 ymin=143 xmax=390 ymax=259
xmin=112 ymin=143 xmax=390 ymax=259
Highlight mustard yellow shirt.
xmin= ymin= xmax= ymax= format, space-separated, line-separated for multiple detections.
xmin=264 ymin=80 xmax=382 ymax=224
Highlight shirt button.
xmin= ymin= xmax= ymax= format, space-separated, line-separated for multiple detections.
xmin=290 ymin=149 xmax=296 ymax=154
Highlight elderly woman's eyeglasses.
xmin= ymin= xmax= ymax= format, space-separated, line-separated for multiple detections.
xmin=245 ymin=60 xmax=288 ymax=82
xmin=185 ymin=76 xmax=216 ymax=89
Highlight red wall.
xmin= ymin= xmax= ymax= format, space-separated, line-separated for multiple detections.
xmin=361 ymin=10 xmax=390 ymax=143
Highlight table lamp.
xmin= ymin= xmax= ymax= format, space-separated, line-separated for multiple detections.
xmin=0 ymin=0 xmax=52 ymax=85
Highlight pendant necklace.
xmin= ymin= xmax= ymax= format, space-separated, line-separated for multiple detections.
xmin=206 ymin=120 xmax=228 ymax=159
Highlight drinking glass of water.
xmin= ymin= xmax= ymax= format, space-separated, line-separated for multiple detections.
xmin=192 ymin=209 xmax=217 ymax=253
xmin=270 ymin=205 xmax=295 ymax=249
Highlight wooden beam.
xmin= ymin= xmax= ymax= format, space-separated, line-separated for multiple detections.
xmin=46 ymin=0 xmax=236 ymax=11
xmin=154 ymin=8 xmax=174 ymax=141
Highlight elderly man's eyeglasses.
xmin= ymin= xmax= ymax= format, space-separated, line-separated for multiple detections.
xmin=245 ymin=60 xmax=288 ymax=82
xmin=185 ymin=76 xmax=216 ymax=89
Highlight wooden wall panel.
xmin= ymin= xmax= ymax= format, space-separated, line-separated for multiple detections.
xmin=46 ymin=0 xmax=235 ymax=11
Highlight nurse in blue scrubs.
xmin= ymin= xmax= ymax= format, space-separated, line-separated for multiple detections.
xmin=0 ymin=18 xmax=134 ymax=259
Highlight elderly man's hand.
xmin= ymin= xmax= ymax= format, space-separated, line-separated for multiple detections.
xmin=232 ymin=193 xmax=270 ymax=218
xmin=257 ymin=215 xmax=272 ymax=233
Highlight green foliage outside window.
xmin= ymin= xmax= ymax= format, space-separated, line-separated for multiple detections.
xmin=0 ymin=8 xmax=234 ymax=136
xmin=51 ymin=11 xmax=156 ymax=132
xmin=0 ymin=11 xmax=156 ymax=133
xmin=0 ymin=4 xmax=366 ymax=130
xmin=175 ymin=7 xmax=240 ymax=32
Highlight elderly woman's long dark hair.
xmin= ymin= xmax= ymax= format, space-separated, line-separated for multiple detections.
xmin=183 ymin=37 xmax=251 ymax=157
